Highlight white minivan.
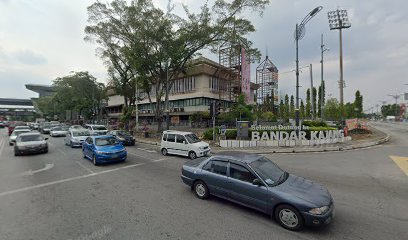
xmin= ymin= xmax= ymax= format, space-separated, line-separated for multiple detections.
xmin=160 ymin=130 xmax=210 ymax=159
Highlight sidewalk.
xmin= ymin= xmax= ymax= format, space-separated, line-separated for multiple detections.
xmin=135 ymin=126 xmax=390 ymax=154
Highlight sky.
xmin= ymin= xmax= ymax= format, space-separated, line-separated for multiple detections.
xmin=0 ymin=0 xmax=407 ymax=112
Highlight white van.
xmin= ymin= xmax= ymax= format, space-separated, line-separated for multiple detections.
xmin=85 ymin=124 xmax=108 ymax=136
xmin=160 ymin=130 xmax=210 ymax=159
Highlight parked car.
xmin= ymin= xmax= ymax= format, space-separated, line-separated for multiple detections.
xmin=68 ymin=125 xmax=84 ymax=131
xmin=85 ymin=124 xmax=108 ymax=136
xmin=108 ymin=130 xmax=135 ymax=146
xmin=64 ymin=129 xmax=90 ymax=147
xmin=181 ymin=152 xmax=334 ymax=231
xmin=82 ymin=135 xmax=127 ymax=165
xmin=161 ymin=130 xmax=210 ymax=159
xmin=9 ymin=129 xmax=31 ymax=145
xmin=50 ymin=126 xmax=68 ymax=137
xmin=14 ymin=132 xmax=48 ymax=156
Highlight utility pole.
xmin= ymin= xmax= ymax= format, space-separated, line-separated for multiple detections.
xmin=320 ymin=34 xmax=329 ymax=120
xmin=309 ymin=64 xmax=315 ymax=119
xmin=165 ymin=61 xmax=170 ymax=130
xmin=135 ymin=78 xmax=139 ymax=132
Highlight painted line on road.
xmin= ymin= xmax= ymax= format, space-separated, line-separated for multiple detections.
xmin=0 ymin=158 xmax=174 ymax=197
xmin=0 ymin=138 xmax=5 ymax=157
xmin=21 ymin=163 xmax=54 ymax=176
xmin=126 ymin=151 xmax=158 ymax=160
xmin=389 ymin=156 xmax=408 ymax=176
xmin=76 ymin=161 xmax=95 ymax=174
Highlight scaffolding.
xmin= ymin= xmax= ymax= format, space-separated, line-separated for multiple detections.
xmin=256 ymin=56 xmax=279 ymax=106
xmin=218 ymin=41 xmax=245 ymax=104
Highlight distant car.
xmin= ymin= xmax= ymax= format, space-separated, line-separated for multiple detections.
xmin=40 ymin=122 xmax=52 ymax=134
xmin=14 ymin=132 xmax=48 ymax=156
xmin=68 ymin=125 xmax=84 ymax=130
xmin=14 ymin=125 xmax=31 ymax=131
xmin=108 ymin=130 xmax=135 ymax=146
xmin=9 ymin=129 xmax=31 ymax=145
xmin=161 ymin=130 xmax=210 ymax=159
xmin=65 ymin=129 xmax=91 ymax=147
xmin=85 ymin=124 xmax=108 ymax=136
xmin=181 ymin=152 xmax=335 ymax=231
xmin=7 ymin=121 xmax=25 ymax=136
xmin=50 ymin=126 xmax=68 ymax=137
xmin=82 ymin=135 xmax=127 ymax=165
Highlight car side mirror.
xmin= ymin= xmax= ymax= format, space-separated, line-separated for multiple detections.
xmin=45 ymin=138 xmax=48 ymax=140
xmin=10 ymin=142 xmax=14 ymax=146
xmin=252 ymin=178 xmax=263 ymax=186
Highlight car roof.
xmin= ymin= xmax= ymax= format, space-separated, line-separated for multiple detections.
xmin=210 ymin=151 xmax=263 ymax=164
xmin=13 ymin=129 xmax=31 ymax=132
xmin=19 ymin=132 xmax=41 ymax=136
xmin=163 ymin=130 xmax=193 ymax=135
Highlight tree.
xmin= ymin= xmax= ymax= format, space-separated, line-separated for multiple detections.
xmin=317 ymin=80 xmax=325 ymax=118
xmin=85 ymin=0 xmax=270 ymax=131
xmin=300 ymin=100 xmax=305 ymax=119
xmin=52 ymin=71 xmax=105 ymax=121
xmin=289 ymin=95 xmax=295 ymax=119
xmin=306 ymin=89 xmax=311 ymax=119
xmin=279 ymin=99 xmax=284 ymax=121
xmin=344 ymin=102 xmax=354 ymax=119
xmin=324 ymin=98 xmax=340 ymax=120
xmin=381 ymin=104 xmax=399 ymax=117
xmin=354 ymin=90 xmax=363 ymax=118
xmin=312 ymin=87 xmax=317 ymax=119
xmin=284 ymin=94 xmax=289 ymax=122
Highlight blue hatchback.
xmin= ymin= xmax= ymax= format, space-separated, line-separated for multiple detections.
xmin=82 ymin=135 xmax=127 ymax=165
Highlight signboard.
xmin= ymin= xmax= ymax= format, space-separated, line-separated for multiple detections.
xmin=250 ymin=125 xmax=344 ymax=141
xmin=346 ymin=118 xmax=358 ymax=131
xmin=237 ymin=121 xmax=249 ymax=138
xmin=170 ymin=116 xmax=180 ymax=124
xmin=405 ymin=93 xmax=408 ymax=101
xmin=219 ymin=125 xmax=226 ymax=135
xmin=241 ymin=48 xmax=251 ymax=103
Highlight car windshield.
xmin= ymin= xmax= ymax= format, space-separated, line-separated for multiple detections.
xmin=95 ymin=137 xmax=119 ymax=146
xmin=185 ymin=134 xmax=201 ymax=143
xmin=117 ymin=131 xmax=130 ymax=137
xmin=12 ymin=130 xmax=30 ymax=136
xmin=94 ymin=126 xmax=107 ymax=130
xmin=19 ymin=135 xmax=43 ymax=142
xmin=72 ymin=131 xmax=90 ymax=137
xmin=249 ymin=157 xmax=286 ymax=186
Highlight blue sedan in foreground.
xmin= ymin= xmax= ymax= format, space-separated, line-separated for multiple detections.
xmin=82 ymin=135 xmax=127 ymax=165
xmin=181 ymin=152 xmax=334 ymax=231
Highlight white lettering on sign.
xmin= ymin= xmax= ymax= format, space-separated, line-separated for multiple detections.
xmin=250 ymin=130 xmax=345 ymax=141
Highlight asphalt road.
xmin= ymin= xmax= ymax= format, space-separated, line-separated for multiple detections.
xmin=0 ymin=122 xmax=407 ymax=240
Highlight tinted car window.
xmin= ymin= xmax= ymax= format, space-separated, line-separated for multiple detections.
xmin=175 ymin=135 xmax=185 ymax=144
xmin=203 ymin=160 xmax=227 ymax=176
xmin=185 ymin=134 xmax=200 ymax=143
xmin=19 ymin=135 xmax=43 ymax=142
xmin=230 ymin=163 xmax=257 ymax=183
xmin=86 ymin=137 xmax=93 ymax=144
xmin=249 ymin=157 xmax=285 ymax=186
xmin=162 ymin=134 xmax=167 ymax=141
xmin=95 ymin=137 xmax=119 ymax=146
xmin=167 ymin=134 xmax=175 ymax=142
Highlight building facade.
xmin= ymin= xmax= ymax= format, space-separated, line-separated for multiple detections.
xmin=106 ymin=57 xmax=258 ymax=125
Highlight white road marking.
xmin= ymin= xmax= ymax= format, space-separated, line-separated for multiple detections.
xmin=0 ymin=138 xmax=4 ymax=156
xmin=126 ymin=151 xmax=156 ymax=159
xmin=136 ymin=147 xmax=157 ymax=153
xmin=0 ymin=159 xmax=172 ymax=197
xmin=76 ymin=161 xmax=95 ymax=174
xmin=21 ymin=163 xmax=54 ymax=176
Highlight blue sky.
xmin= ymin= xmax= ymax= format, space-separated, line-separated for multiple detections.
xmin=0 ymin=0 xmax=407 ymax=112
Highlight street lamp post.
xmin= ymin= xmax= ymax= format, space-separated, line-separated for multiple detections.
xmin=327 ymin=9 xmax=351 ymax=124
xmin=294 ymin=6 xmax=323 ymax=128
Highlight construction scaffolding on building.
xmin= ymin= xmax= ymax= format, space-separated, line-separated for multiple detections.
xmin=256 ymin=55 xmax=279 ymax=106
xmin=217 ymin=41 xmax=251 ymax=105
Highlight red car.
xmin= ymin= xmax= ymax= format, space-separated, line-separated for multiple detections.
xmin=7 ymin=122 xmax=26 ymax=136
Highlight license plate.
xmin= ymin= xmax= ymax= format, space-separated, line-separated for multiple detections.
xmin=111 ymin=154 xmax=119 ymax=159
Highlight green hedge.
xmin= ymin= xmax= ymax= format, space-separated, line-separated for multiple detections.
xmin=303 ymin=120 xmax=328 ymax=127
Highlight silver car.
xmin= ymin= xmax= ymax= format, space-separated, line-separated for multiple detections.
xmin=9 ymin=129 xmax=31 ymax=145
xmin=14 ymin=132 xmax=48 ymax=156
xmin=50 ymin=126 xmax=68 ymax=137
xmin=64 ymin=129 xmax=90 ymax=148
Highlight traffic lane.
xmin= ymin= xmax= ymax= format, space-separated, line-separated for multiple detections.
xmin=0 ymin=150 xmax=406 ymax=240
xmin=0 ymin=156 xmax=304 ymax=240
xmin=0 ymin=134 xmax=174 ymax=194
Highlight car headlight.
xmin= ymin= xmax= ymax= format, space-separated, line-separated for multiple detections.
xmin=95 ymin=150 xmax=107 ymax=155
xmin=308 ymin=206 xmax=329 ymax=215
xmin=41 ymin=143 xmax=47 ymax=147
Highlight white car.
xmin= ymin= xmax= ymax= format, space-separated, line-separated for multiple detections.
xmin=9 ymin=129 xmax=31 ymax=145
xmin=50 ymin=126 xmax=68 ymax=137
xmin=64 ymin=129 xmax=90 ymax=148
xmin=160 ymin=130 xmax=210 ymax=159
xmin=85 ymin=124 xmax=108 ymax=136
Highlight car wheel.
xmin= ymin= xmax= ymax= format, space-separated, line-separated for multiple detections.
xmin=9 ymin=142 xmax=12 ymax=146
xmin=189 ymin=151 xmax=197 ymax=160
xmin=275 ymin=204 xmax=304 ymax=231
xmin=194 ymin=180 xmax=209 ymax=199
xmin=14 ymin=150 xmax=20 ymax=156
xmin=161 ymin=148 xmax=167 ymax=156
xmin=92 ymin=155 xmax=97 ymax=166
xmin=69 ymin=141 xmax=73 ymax=148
